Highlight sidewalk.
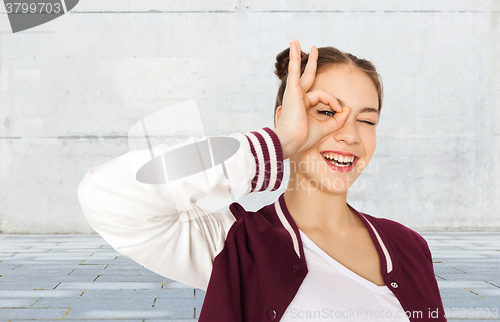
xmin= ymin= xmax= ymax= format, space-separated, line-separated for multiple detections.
xmin=0 ymin=231 xmax=499 ymax=321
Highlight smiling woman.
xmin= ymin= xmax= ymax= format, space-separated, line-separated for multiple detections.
xmin=271 ymin=42 xmax=446 ymax=321
xmin=77 ymin=40 xmax=447 ymax=322
xmin=263 ymin=42 xmax=447 ymax=321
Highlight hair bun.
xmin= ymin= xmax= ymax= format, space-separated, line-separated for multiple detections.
xmin=274 ymin=47 xmax=308 ymax=80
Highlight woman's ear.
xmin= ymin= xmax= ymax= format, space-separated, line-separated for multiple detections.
xmin=274 ymin=106 xmax=282 ymax=128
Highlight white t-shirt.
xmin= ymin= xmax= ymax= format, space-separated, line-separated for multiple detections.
xmin=280 ymin=230 xmax=410 ymax=322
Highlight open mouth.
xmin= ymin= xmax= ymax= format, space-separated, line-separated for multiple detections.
xmin=321 ymin=152 xmax=358 ymax=170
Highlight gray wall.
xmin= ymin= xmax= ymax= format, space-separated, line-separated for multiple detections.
xmin=0 ymin=0 xmax=499 ymax=233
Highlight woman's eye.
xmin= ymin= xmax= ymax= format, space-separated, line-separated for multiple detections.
xmin=316 ymin=109 xmax=377 ymax=125
xmin=358 ymin=120 xmax=376 ymax=125
xmin=316 ymin=110 xmax=335 ymax=117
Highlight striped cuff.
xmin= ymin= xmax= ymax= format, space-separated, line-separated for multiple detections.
xmin=244 ymin=127 xmax=284 ymax=192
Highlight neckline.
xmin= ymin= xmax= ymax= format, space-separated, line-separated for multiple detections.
xmin=275 ymin=192 xmax=394 ymax=276
xmin=298 ymin=229 xmax=392 ymax=295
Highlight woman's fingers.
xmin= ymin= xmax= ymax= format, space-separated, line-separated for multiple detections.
xmin=306 ymin=89 xmax=343 ymax=113
xmin=306 ymin=89 xmax=350 ymax=137
xmin=286 ymin=41 xmax=301 ymax=88
xmin=299 ymin=46 xmax=318 ymax=91
xmin=323 ymin=106 xmax=351 ymax=134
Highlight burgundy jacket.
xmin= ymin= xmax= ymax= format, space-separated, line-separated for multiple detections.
xmin=198 ymin=129 xmax=446 ymax=322
xmin=199 ymin=193 xmax=447 ymax=321
xmin=78 ymin=126 xmax=447 ymax=322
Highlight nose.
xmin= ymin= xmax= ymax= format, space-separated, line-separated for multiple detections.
xmin=333 ymin=116 xmax=360 ymax=145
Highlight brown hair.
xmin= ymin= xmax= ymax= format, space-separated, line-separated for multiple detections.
xmin=274 ymin=46 xmax=383 ymax=127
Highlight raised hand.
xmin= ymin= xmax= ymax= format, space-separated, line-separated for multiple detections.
xmin=274 ymin=40 xmax=351 ymax=160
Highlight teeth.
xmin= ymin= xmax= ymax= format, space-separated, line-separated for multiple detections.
xmin=322 ymin=152 xmax=355 ymax=165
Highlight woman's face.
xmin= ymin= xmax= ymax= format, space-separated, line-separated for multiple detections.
xmin=288 ymin=64 xmax=380 ymax=194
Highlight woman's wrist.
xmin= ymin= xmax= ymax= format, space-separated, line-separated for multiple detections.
xmin=273 ymin=127 xmax=296 ymax=160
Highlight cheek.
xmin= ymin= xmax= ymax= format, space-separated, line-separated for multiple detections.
xmin=289 ymin=147 xmax=323 ymax=174
xmin=296 ymin=147 xmax=320 ymax=165
xmin=361 ymin=129 xmax=377 ymax=161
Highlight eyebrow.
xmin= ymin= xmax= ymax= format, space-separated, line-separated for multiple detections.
xmin=336 ymin=98 xmax=379 ymax=115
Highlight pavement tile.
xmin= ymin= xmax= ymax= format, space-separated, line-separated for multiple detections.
xmin=0 ymin=308 xmax=70 ymax=319
xmin=0 ymin=298 xmax=40 ymax=308
xmin=470 ymin=287 xmax=500 ymax=297
xmin=0 ymin=290 xmax=82 ymax=298
xmin=64 ymin=307 xmax=196 ymax=319
xmin=98 ymin=269 xmax=166 ymax=276
xmin=153 ymin=297 xmax=205 ymax=318
xmin=0 ymin=254 xmax=19 ymax=260
xmin=194 ymin=289 xmax=206 ymax=297
xmin=43 ymin=244 xmax=108 ymax=248
xmin=483 ymin=280 xmax=500 ymax=287
xmin=2 ymin=273 xmax=100 ymax=284
xmin=437 ymin=265 xmax=497 ymax=274
xmin=3 ymin=260 xmax=84 ymax=266
xmin=3 ymin=266 xmax=77 ymax=275
xmin=437 ymin=281 xmax=495 ymax=289
xmin=0 ymin=282 xmax=63 ymax=290
xmin=0 ymin=244 xmax=42 ymax=248
xmin=102 ymin=266 xmax=154 ymax=272
xmin=11 ymin=321 xmax=143 ymax=322
xmin=2 ymin=252 xmax=41 ymax=258
xmin=95 ymin=274 xmax=165 ymax=283
xmin=31 ymin=297 xmax=155 ymax=309
xmin=65 ymin=267 xmax=109 ymax=276
xmin=154 ymin=297 xmax=205 ymax=308
xmin=0 ymin=232 xmax=498 ymax=321
xmin=30 ymin=255 xmax=95 ymax=260
xmin=434 ymin=265 xmax=468 ymax=275
xmin=81 ymin=288 xmax=196 ymax=298
xmin=436 ymin=274 xmax=497 ymax=282
xmin=24 ymin=243 xmax=65 ymax=248
xmin=78 ymin=259 xmax=128 ymax=265
xmin=0 ymin=248 xmax=50 ymax=253
xmin=56 ymin=281 xmax=163 ymax=290
xmin=431 ymin=254 xmax=489 ymax=259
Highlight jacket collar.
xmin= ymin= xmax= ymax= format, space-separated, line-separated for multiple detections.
xmin=272 ymin=192 xmax=397 ymax=277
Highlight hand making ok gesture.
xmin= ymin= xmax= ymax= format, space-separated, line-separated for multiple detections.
xmin=274 ymin=40 xmax=351 ymax=160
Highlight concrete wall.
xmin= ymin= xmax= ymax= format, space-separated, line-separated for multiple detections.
xmin=0 ymin=0 xmax=499 ymax=233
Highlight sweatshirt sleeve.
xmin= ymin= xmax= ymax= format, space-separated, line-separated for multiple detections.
xmin=77 ymin=127 xmax=283 ymax=291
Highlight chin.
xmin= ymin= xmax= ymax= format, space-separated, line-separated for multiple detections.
xmin=305 ymin=172 xmax=357 ymax=195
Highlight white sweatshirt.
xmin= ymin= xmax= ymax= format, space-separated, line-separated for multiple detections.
xmin=77 ymin=128 xmax=280 ymax=291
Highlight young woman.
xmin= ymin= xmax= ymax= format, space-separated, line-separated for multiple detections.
xmin=78 ymin=40 xmax=446 ymax=321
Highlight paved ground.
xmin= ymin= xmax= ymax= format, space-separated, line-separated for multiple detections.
xmin=0 ymin=231 xmax=499 ymax=321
